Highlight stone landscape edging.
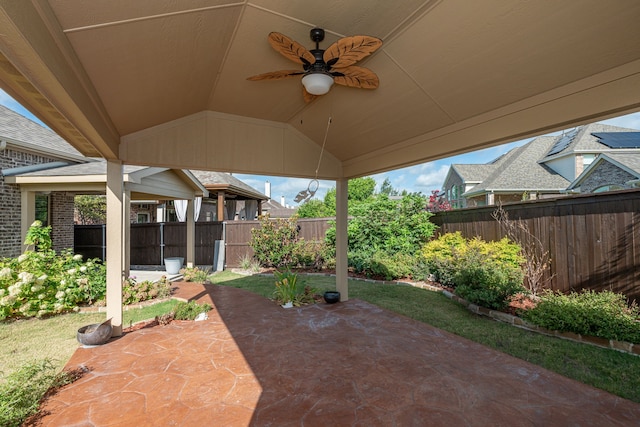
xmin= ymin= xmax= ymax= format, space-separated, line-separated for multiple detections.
xmin=440 ymin=290 xmax=640 ymax=357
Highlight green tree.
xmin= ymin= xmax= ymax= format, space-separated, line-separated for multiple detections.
xmin=297 ymin=199 xmax=329 ymax=218
xmin=74 ymin=195 xmax=106 ymax=224
xmin=348 ymin=177 xmax=376 ymax=202
xmin=379 ymin=178 xmax=398 ymax=196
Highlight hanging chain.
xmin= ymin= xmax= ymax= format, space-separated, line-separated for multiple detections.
xmin=315 ymin=116 xmax=332 ymax=179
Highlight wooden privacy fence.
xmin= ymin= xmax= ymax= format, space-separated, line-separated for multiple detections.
xmin=75 ymin=222 xmax=224 ymax=266
xmin=74 ymin=218 xmax=331 ymax=269
xmin=431 ymin=189 xmax=640 ymax=302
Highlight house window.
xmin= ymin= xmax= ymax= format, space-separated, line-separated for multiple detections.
xmin=35 ymin=194 xmax=49 ymax=226
xmin=593 ymin=184 xmax=624 ymax=193
xmin=583 ymin=154 xmax=596 ymax=167
xmin=137 ymin=213 xmax=150 ymax=223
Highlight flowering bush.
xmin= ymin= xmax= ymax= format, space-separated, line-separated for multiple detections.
xmin=0 ymin=221 xmax=106 ymax=319
xmin=122 ymin=276 xmax=171 ymax=305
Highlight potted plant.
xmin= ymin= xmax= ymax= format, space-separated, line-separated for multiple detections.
xmin=273 ymin=269 xmax=299 ymax=308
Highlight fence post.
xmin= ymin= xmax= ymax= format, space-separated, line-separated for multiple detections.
xmin=101 ymin=224 xmax=106 ymax=261
xmin=160 ymin=223 xmax=164 ymax=265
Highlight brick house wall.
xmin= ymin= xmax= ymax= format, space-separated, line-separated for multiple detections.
xmin=577 ymin=161 xmax=636 ymax=193
xmin=0 ymin=147 xmax=65 ymax=258
xmin=50 ymin=192 xmax=75 ymax=252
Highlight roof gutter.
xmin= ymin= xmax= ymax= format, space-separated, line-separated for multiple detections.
xmin=2 ymin=161 xmax=70 ymax=177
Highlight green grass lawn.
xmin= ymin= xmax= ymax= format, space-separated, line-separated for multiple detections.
xmin=213 ymin=271 xmax=640 ymax=403
xmin=0 ymin=300 xmax=178 ymax=377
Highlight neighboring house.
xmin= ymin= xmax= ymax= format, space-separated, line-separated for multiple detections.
xmin=190 ymin=171 xmax=268 ymax=221
xmin=443 ymin=123 xmax=640 ymax=208
xmin=0 ymin=105 xmax=89 ymax=257
xmin=0 ymin=106 xmax=270 ymax=258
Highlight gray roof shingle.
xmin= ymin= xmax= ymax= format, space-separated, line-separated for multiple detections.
xmin=190 ymin=170 xmax=267 ymax=199
xmin=13 ymin=160 xmax=148 ymax=176
xmin=465 ymin=135 xmax=569 ymax=195
xmin=0 ymin=105 xmax=84 ymax=159
xmin=544 ymin=123 xmax=638 ymax=157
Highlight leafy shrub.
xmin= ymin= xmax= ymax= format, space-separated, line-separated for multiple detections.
xmin=349 ymin=250 xmax=416 ymax=281
xmin=521 ymin=290 xmax=640 ymax=343
xmin=250 ymin=215 xmax=300 ymax=268
xmin=249 ymin=215 xmax=333 ymax=270
xmin=326 ymin=194 xmax=436 ymax=281
xmin=421 ymin=232 xmax=468 ymax=285
xmin=293 ymin=240 xmax=332 ymax=270
xmin=0 ymin=359 xmax=78 ymax=427
xmin=180 ymin=266 xmax=210 ymax=283
xmin=122 ymin=276 xmax=171 ymax=305
xmin=340 ymin=194 xmax=436 ymax=257
xmin=172 ymin=300 xmax=212 ymax=320
xmin=421 ymin=233 xmax=524 ymax=289
xmin=453 ymin=245 xmax=525 ymax=310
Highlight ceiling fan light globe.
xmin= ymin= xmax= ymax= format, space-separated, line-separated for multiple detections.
xmin=302 ymin=73 xmax=334 ymax=95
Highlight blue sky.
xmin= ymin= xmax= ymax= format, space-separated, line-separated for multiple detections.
xmin=2 ymin=88 xmax=640 ymax=206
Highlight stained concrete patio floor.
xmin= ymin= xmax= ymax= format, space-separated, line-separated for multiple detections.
xmin=38 ymin=282 xmax=640 ymax=426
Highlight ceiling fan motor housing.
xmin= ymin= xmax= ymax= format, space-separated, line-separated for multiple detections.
xmin=310 ymin=28 xmax=325 ymax=43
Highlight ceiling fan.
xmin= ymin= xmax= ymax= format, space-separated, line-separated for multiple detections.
xmin=247 ymin=28 xmax=382 ymax=102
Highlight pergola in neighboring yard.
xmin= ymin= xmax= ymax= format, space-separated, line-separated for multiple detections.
xmin=4 ymin=161 xmax=208 ymax=276
xmin=1 ymin=1 xmax=639 ymax=335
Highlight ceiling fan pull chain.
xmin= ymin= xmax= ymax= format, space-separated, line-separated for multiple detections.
xmin=315 ymin=115 xmax=332 ymax=179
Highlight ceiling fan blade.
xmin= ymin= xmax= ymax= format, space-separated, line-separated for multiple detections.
xmin=324 ymin=35 xmax=382 ymax=68
xmin=332 ymin=66 xmax=379 ymax=89
xmin=303 ymin=87 xmax=319 ymax=103
xmin=268 ymin=32 xmax=315 ymax=65
xmin=247 ymin=70 xmax=305 ymax=81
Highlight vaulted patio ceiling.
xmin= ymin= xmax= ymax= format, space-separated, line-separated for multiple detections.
xmin=1 ymin=1 xmax=639 ymax=180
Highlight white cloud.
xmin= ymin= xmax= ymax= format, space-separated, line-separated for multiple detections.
xmin=414 ymin=165 xmax=450 ymax=191
xmin=602 ymin=112 xmax=640 ymax=130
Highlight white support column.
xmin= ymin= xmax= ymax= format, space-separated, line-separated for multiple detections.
xmin=20 ymin=190 xmax=36 ymax=251
xmin=335 ymin=178 xmax=348 ymax=301
xmin=186 ymin=198 xmax=195 ymax=268
xmin=123 ymin=189 xmax=131 ymax=279
xmin=106 ymin=160 xmax=124 ymax=336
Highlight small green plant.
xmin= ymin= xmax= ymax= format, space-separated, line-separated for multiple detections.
xmin=522 ymin=290 xmax=640 ymax=343
xmin=294 ymin=285 xmax=319 ymax=306
xmin=179 ymin=266 xmax=210 ymax=283
xmin=272 ymin=269 xmax=300 ymax=305
xmin=238 ymin=254 xmax=253 ymax=270
xmin=172 ymin=300 xmax=212 ymax=320
xmin=0 ymin=358 xmax=78 ymax=427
